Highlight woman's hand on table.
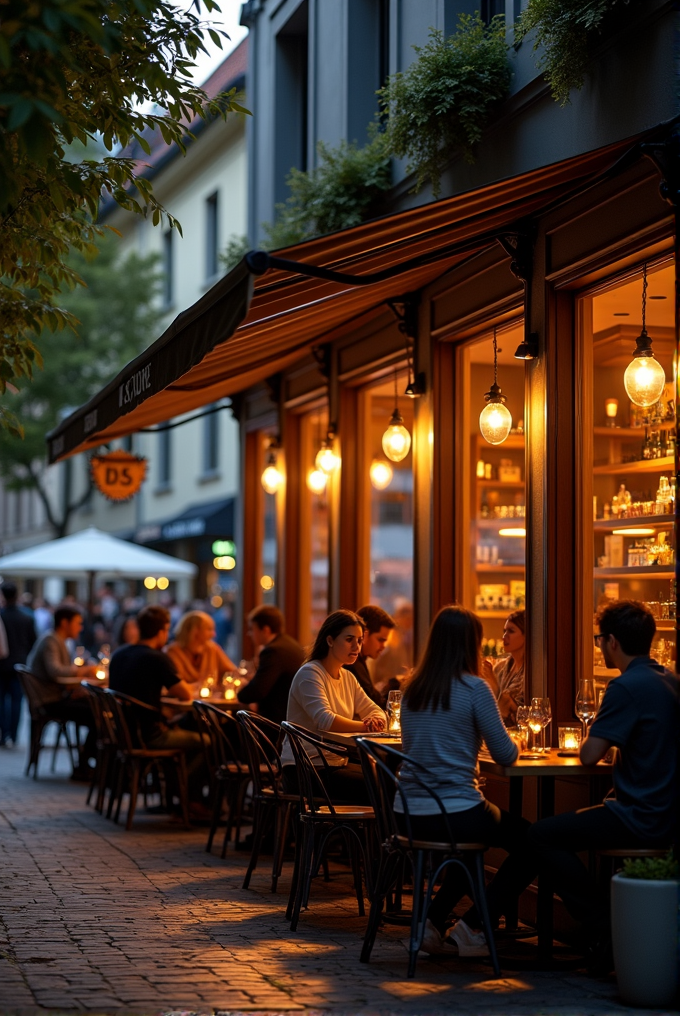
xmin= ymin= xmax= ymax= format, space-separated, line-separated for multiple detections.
xmin=363 ymin=714 xmax=386 ymax=732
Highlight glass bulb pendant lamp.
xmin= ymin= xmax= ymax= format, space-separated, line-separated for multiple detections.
xmin=261 ymin=447 xmax=283 ymax=494
xmin=382 ymin=370 xmax=412 ymax=463
xmin=369 ymin=459 xmax=393 ymax=490
xmin=315 ymin=436 xmax=340 ymax=474
xmin=306 ymin=467 xmax=327 ymax=494
xmin=479 ymin=327 xmax=512 ymax=445
xmin=623 ymin=263 xmax=666 ymax=408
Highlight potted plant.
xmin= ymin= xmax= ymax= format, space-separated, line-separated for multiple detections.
xmin=611 ymin=852 xmax=679 ymax=1007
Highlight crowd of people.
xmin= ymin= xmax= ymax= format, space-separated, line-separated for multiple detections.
xmin=2 ymin=577 xmax=676 ymax=971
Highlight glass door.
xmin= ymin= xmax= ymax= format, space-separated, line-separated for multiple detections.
xmin=586 ymin=260 xmax=675 ymax=698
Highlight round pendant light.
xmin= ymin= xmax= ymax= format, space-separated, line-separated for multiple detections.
xmin=306 ymin=467 xmax=328 ymax=494
xmin=382 ymin=369 xmax=412 ymax=463
xmin=479 ymin=327 xmax=512 ymax=445
xmin=315 ymin=437 xmax=340 ymax=474
xmin=369 ymin=459 xmax=393 ymax=490
xmin=261 ymin=445 xmax=283 ymax=494
xmin=624 ymin=264 xmax=666 ymax=408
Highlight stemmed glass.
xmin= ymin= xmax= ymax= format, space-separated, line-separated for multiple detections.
xmin=515 ymin=705 xmax=530 ymax=752
xmin=531 ymin=697 xmax=552 ymax=752
xmin=386 ymin=689 xmax=402 ymax=733
xmin=527 ymin=700 xmax=546 ymax=754
xmin=575 ymin=679 xmax=597 ymax=740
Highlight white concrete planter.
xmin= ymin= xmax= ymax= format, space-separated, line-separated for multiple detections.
xmin=611 ymin=872 xmax=679 ymax=1008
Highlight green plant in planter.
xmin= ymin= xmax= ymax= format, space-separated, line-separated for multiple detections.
xmin=378 ymin=16 xmax=511 ymax=197
xmin=515 ymin=0 xmax=641 ymax=106
xmin=621 ymin=852 xmax=678 ymax=880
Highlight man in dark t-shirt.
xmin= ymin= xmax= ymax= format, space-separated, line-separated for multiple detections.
xmin=109 ymin=606 xmax=207 ymax=810
xmin=347 ymin=604 xmax=396 ymax=709
xmin=528 ymin=599 xmax=679 ymax=946
xmin=237 ymin=606 xmax=304 ymax=724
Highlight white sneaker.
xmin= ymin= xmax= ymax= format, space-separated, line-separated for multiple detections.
xmin=420 ymin=918 xmax=459 ymax=955
xmin=448 ymin=920 xmax=490 ymax=957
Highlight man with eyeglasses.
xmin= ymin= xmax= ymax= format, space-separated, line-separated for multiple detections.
xmin=527 ymin=599 xmax=679 ymax=964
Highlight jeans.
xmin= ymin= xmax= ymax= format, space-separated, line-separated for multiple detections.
xmin=148 ymin=727 xmax=209 ymax=802
xmin=528 ymin=803 xmax=655 ymax=930
xmin=0 ymin=673 xmax=22 ymax=743
xmin=398 ymin=800 xmax=536 ymax=933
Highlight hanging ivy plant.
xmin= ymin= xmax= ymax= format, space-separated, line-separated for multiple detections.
xmin=515 ymin=0 xmax=641 ymax=106
xmin=378 ymin=15 xmax=512 ymax=197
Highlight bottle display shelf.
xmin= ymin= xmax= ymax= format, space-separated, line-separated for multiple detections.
xmin=477 ymin=479 xmax=525 ymax=489
xmin=477 ymin=518 xmax=526 ymax=528
xmin=593 ymin=456 xmax=674 ymax=475
xmin=593 ymin=566 xmax=675 ymax=580
xmin=593 ymin=515 xmax=674 ymax=532
xmin=593 ymin=423 xmax=675 ymax=437
xmin=475 ymin=564 xmax=526 ymax=573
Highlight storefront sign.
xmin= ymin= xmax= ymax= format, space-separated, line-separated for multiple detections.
xmin=90 ymin=451 xmax=147 ymax=502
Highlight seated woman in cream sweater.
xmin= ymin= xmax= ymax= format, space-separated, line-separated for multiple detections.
xmin=282 ymin=609 xmax=386 ymax=802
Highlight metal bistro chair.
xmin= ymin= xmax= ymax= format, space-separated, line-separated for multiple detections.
xmin=81 ymin=681 xmax=117 ymax=813
xmin=14 ymin=664 xmax=80 ymax=778
xmin=236 ymin=710 xmax=298 ymax=892
xmin=281 ymin=721 xmax=375 ymax=932
xmin=193 ymin=701 xmax=253 ymax=854
xmin=356 ymin=737 xmax=500 ymax=979
xmin=105 ymin=689 xmax=190 ymax=830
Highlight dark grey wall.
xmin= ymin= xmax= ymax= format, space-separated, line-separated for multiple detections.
xmin=242 ymin=0 xmax=678 ymax=242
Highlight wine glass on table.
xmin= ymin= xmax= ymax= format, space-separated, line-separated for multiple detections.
xmin=531 ymin=697 xmax=552 ymax=752
xmin=527 ymin=700 xmax=545 ymax=755
xmin=386 ymin=689 xmax=402 ymax=734
xmin=575 ymin=679 xmax=596 ymax=741
xmin=515 ymin=705 xmax=530 ymax=752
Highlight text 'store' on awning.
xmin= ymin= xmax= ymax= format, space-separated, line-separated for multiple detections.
xmin=46 ymin=127 xmax=669 ymax=465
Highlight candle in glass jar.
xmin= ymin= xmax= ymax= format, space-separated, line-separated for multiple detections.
xmin=225 ymin=688 xmax=236 ymax=701
xmin=199 ymin=686 xmax=210 ymax=699
xmin=95 ymin=668 xmax=106 ymax=681
xmin=558 ymin=725 xmax=582 ymax=751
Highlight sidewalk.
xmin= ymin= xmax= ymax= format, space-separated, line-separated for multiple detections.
xmin=0 ymin=736 xmax=667 ymax=1016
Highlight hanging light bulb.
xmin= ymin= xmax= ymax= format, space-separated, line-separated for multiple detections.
xmin=624 ymin=263 xmax=666 ymax=407
xmin=306 ymin=467 xmax=327 ymax=494
xmin=315 ymin=434 xmax=340 ymax=474
xmin=370 ymin=459 xmax=393 ymax=490
xmin=261 ymin=446 xmax=283 ymax=494
xmin=382 ymin=369 xmax=412 ymax=463
xmin=479 ymin=327 xmax=512 ymax=445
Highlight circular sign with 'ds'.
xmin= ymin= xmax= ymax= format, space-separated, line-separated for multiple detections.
xmin=90 ymin=451 xmax=148 ymax=502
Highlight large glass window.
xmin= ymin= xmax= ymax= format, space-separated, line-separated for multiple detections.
xmin=585 ymin=260 xmax=675 ymax=695
xmin=259 ymin=431 xmax=278 ymax=605
xmin=366 ymin=373 xmax=414 ymax=614
xmin=299 ymin=408 xmax=330 ymax=644
xmin=458 ymin=324 xmax=526 ymax=655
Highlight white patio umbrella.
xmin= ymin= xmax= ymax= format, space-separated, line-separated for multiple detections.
xmin=0 ymin=526 xmax=196 ymax=605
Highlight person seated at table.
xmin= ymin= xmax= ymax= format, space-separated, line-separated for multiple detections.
xmin=166 ymin=610 xmax=237 ymax=688
xmin=109 ymin=606 xmax=210 ymax=818
xmin=113 ymin=613 xmax=140 ymax=649
xmin=281 ymin=609 xmax=386 ymax=803
xmin=26 ymin=604 xmax=99 ymax=779
xmin=237 ymin=605 xmax=304 ymax=724
xmin=481 ymin=609 xmax=525 ymax=725
xmin=399 ymin=604 xmax=536 ymax=957
xmin=528 ymin=599 xmax=679 ymax=963
xmin=347 ymin=604 xmax=395 ymax=709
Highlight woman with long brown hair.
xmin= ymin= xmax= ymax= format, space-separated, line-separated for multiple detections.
xmin=281 ymin=609 xmax=386 ymax=801
xmin=481 ymin=609 xmax=525 ymax=724
xmin=399 ymin=604 xmax=535 ymax=957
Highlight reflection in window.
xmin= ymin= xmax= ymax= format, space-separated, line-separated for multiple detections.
xmin=260 ymin=433 xmax=278 ymax=606
xmin=368 ymin=376 xmax=414 ymax=614
xmin=301 ymin=409 xmax=329 ymax=641
xmin=459 ymin=325 xmax=526 ymax=656
xmin=588 ymin=261 xmax=675 ymax=695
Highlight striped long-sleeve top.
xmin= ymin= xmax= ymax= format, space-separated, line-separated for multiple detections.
xmin=396 ymin=673 xmax=518 ymax=815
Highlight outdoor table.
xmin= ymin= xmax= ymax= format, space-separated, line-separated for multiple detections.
xmin=321 ymin=730 xmax=614 ymax=963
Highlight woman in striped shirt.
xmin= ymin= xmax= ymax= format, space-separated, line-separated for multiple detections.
xmin=399 ymin=604 xmax=535 ymax=957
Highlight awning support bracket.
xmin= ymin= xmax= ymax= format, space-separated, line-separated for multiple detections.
xmin=496 ymin=228 xmax=539 ymax=360
xmin=387 ymin=294 xmax=425 ymax=397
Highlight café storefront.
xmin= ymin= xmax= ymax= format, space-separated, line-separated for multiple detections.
xmin=49 ymin=122 xmax=678 ymax=739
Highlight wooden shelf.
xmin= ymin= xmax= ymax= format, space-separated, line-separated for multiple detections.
xmin=478 ymin=479 xmax=525 ymax=489
xmin=594 ymin=424 xmax=675 ymax=437
xmin=593 ymin=566 xmax=674 ymax=580
xmin=593 ymin=456 xmax=674 ymax=475
xmin=477 ymin=518 xmax=526 ymax=528
xmin=593 ymin=514 xmax=674 ymax=532
xmin=477 ymin=610 xmax=518 ymax=618
xmin=476 ymin=564 xmax=526 ymax=573
xmin=655 ymin=623 xmax=676 ymax=631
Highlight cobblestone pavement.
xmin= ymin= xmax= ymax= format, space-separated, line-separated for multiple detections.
xmin=0 ymin=738 xmax=670 ymax=1016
